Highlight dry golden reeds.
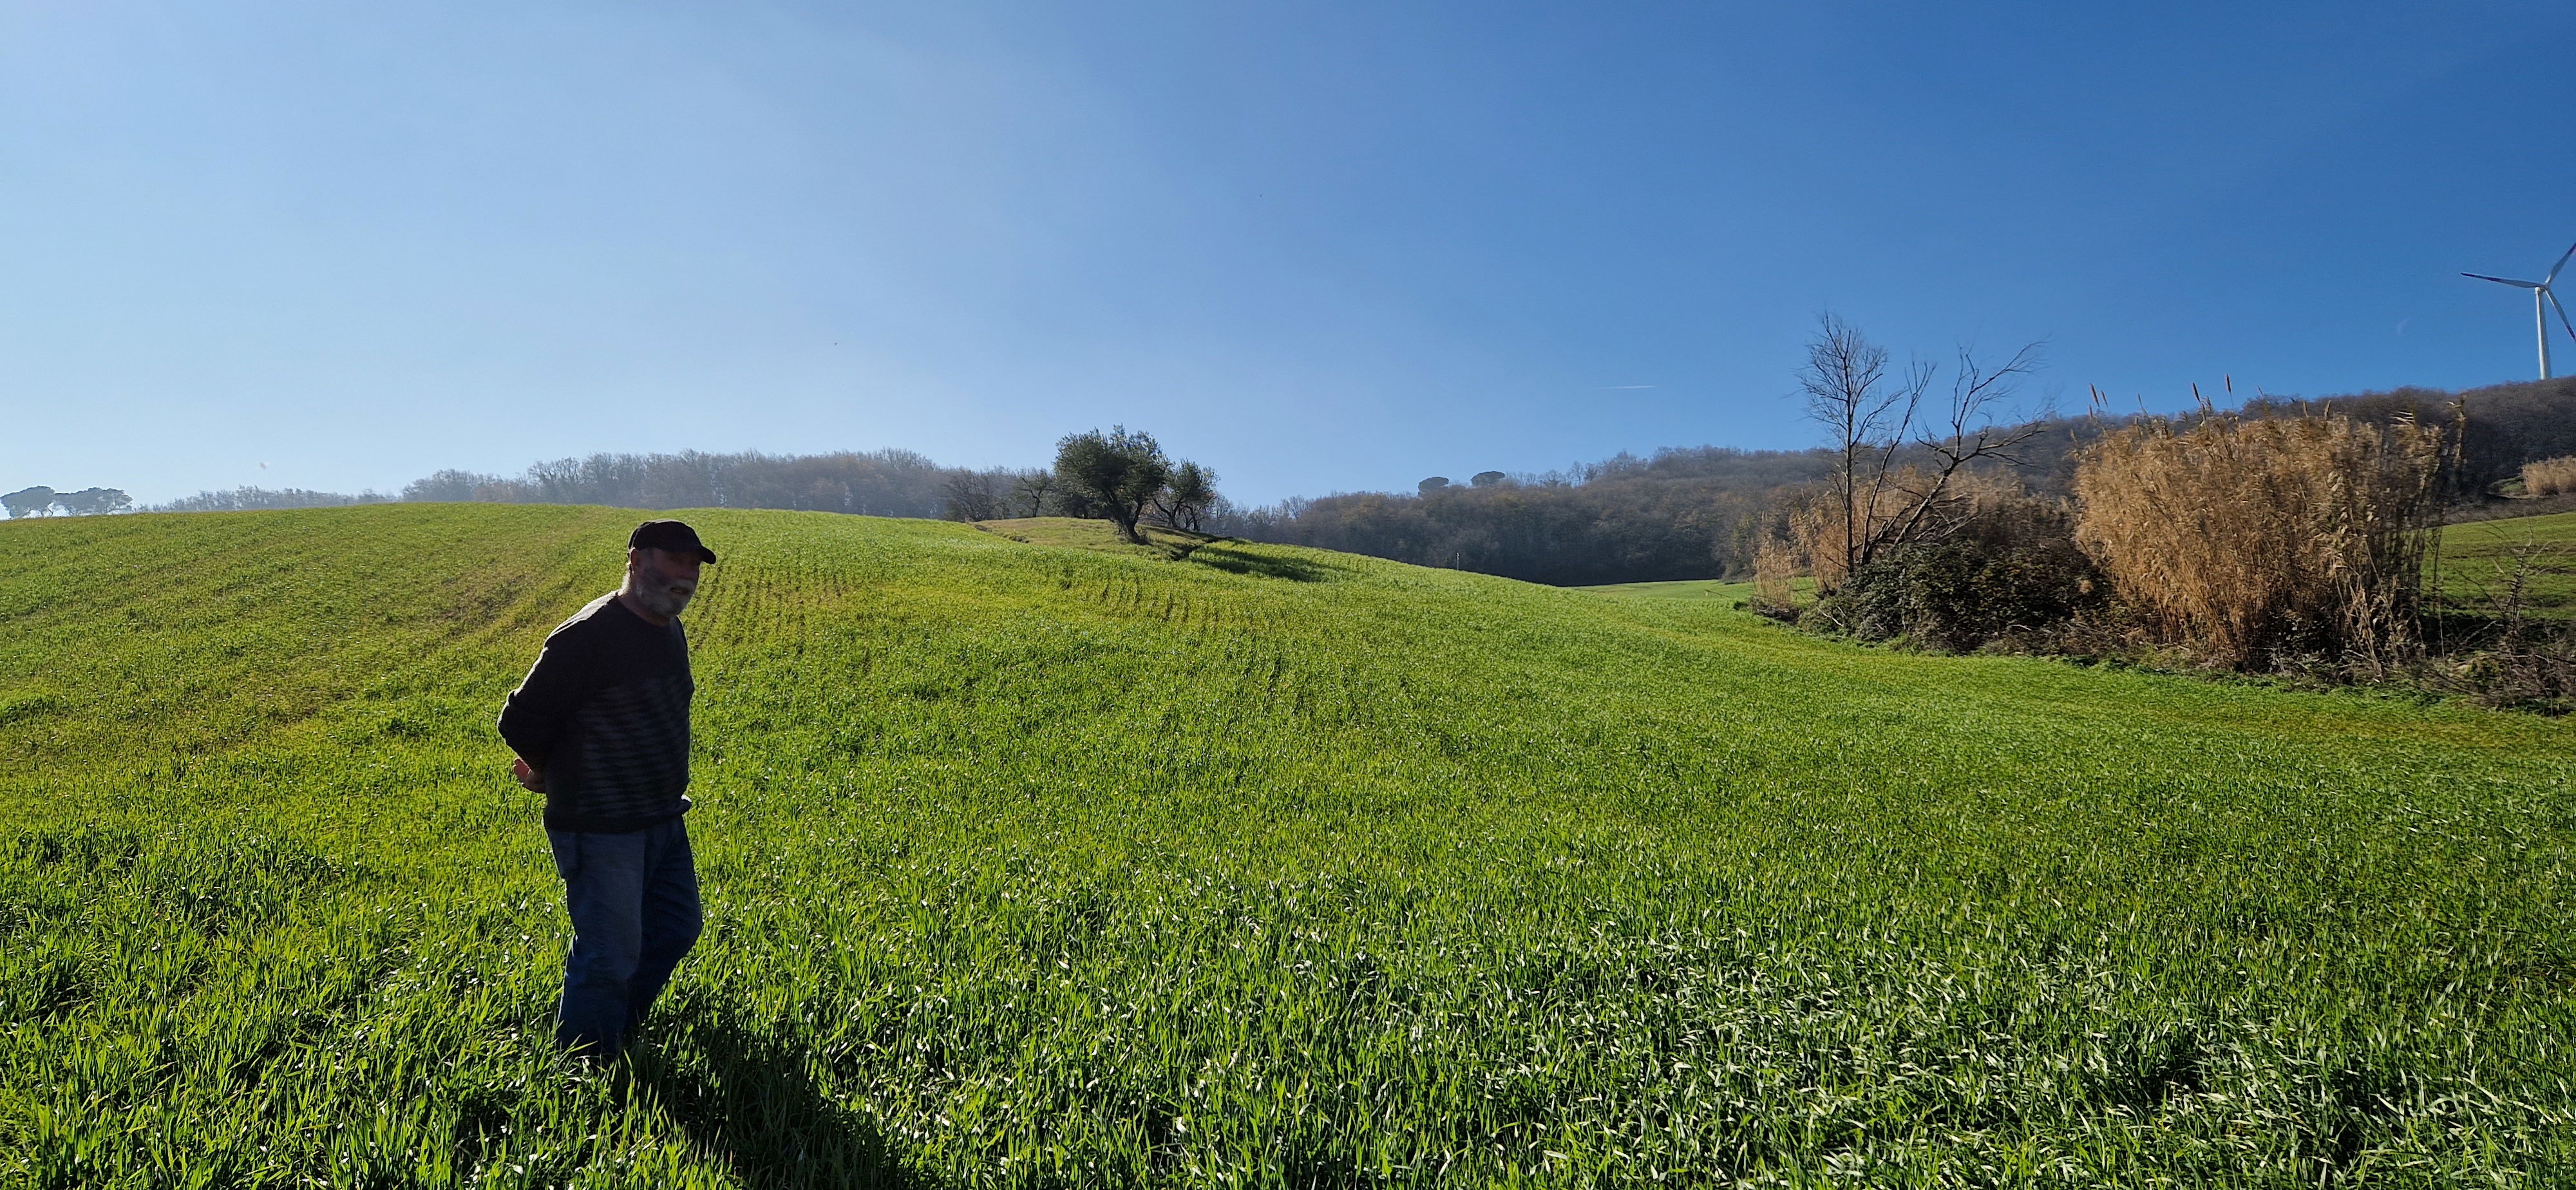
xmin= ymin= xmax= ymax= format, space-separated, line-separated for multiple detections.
xmin=2523 ymin=455 xmax=2576 ymax=497
xmin=1752 ymin=480 xmax=1886 ymax=607
xmin=2073 ymin=413 xmax=2444 ymax=671
xmin=1750 ymin=534 xmax=1803 ymax=609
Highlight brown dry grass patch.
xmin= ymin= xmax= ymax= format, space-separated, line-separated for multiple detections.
xmin=2072 ymin=413 xmax=2443 ymax=672
xmin=2523 ymin=456 xmax=2576 ymax=498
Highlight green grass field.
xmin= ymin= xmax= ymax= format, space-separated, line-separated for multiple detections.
xmin=1573 ymin=578 xmax=1758 ymax=601
xmin=2439 ymin=507 xmax=2576 ymax=618
xmin=3 ymin=505 xmax=2573 ymax=1187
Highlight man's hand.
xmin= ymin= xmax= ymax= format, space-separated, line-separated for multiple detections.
xmin=511 ymin=757 xmax=545 ymax=794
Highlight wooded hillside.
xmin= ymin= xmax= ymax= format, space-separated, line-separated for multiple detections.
xmin=1240 ymin=377 xmax=2576 ymax=585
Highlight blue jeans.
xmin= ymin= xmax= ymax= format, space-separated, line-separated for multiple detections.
xmin=547 ymin=816 xmax=703 ymax=1055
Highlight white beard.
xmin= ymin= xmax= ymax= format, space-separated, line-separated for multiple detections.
xmin=631 ymin=572 xmax=696 ymax=618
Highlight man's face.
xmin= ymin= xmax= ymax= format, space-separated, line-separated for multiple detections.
xmin=628 ymin=547 xmax=702 ymax=617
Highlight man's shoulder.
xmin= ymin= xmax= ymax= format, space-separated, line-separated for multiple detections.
xmin=545 ymin=592 xmax=632 ymax=644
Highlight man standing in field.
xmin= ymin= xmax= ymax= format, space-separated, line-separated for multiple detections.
xmin=498 ymin=520 xmax=716 ymax=1057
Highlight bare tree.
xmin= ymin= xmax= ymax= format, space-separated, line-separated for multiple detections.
xmin=1796 ymin=313 xmax=2045 ymax=587
xmin=941 ymin=470 xmax=1009 ymax=522
xmin=1801 ymin=314 xmax=1925 ymax=582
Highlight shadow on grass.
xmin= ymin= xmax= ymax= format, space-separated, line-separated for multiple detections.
xmin=1186 ymin=542 xmax=1336 ymax=582
xmin=631 ymin=1006 xmax=934 ymax=1190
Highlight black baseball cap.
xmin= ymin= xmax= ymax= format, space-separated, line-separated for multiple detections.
xmin=629 ymin=520 xmax=717 ymax=564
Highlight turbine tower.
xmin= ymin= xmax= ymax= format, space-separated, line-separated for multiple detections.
xmin=2463 ymin=241 xmax=2576 ymax=380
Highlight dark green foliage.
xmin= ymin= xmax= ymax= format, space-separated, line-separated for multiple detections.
xmin=1808 ymin=498 xmax=2101 ymax=651
xmin=1157 ymin=460 xmax=1218 ymax=531
xmin=1052 ymin=426 xmax=1171 ymax=543
xmin=1036 ymin=471 xmax=1096 ymax=519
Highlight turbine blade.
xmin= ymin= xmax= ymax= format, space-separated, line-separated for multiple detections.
xmin=2463 ymin=272 xmax=2544 ymax=288
xmin=2552 ymin=289 xmax=2576 ymax=345
xmin=2550 ymin=242 xmax=2576 ymax=286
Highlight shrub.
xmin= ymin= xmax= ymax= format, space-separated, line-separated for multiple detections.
xmin=1805 ymin=493 xmax=2101 ymax=651
xmin=2523 ymin=455 xmax=2576 ymax=497
xmin=2072 ymin=412 xmax=2444 ymax=672
xmin=2443 ymin=627 xmax=2576 ymax=713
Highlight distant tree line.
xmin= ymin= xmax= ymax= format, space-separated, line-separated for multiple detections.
xmin=1 ymin=486 xmax=134 ymax=518
xmin=1232 ymin=449 xmax=1838 ymax=585
xmin=401 ymin=448 xmax=960 ymax=516
xmin=1231 ymin=375 xmax=2576 ymax=587
xmin=75 ymin=451 xmax=963 ymax=519
xmin=109 ymin=440 xmax=1235 ymax=534
xmin=155 ymin=487 xmax=393 ymax=513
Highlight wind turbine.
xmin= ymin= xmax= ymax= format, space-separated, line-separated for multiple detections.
xmin=2463 ymin=241 xmax=2576 ymax=380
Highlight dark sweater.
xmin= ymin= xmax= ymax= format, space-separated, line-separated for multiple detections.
xmin=498 ymin=592 xmax=694 ymax=833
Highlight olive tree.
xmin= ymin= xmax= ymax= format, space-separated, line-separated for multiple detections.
xmin=1052 ymin=426 xmax=1171 ymax=543
xmin=1155 ymin=461 xmax=1219 ymax=532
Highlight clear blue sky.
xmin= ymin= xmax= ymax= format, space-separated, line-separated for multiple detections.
xmin=6 ymin=1 xmax=2573 ymax=507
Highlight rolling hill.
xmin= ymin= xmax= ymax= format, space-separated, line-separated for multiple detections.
xmin=2 ymin=505 xmax=2571 ymax=1186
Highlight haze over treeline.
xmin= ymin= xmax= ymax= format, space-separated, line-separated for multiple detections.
xmin=12 ymin=376 xmax=2574 ymax=587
